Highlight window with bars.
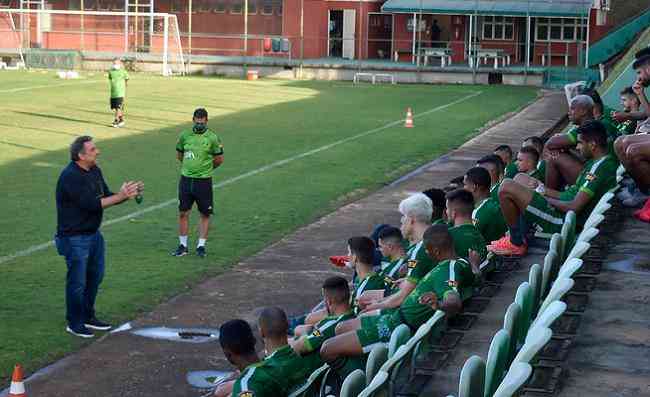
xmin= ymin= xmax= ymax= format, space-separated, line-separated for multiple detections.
xmin=230 ymin=0 xmax=243 ymax=14
xmin=247 ymin=0 xmax=257 ymax=14
xmin=261 ymin=0 xmax=273 ymax=15
xmin=212 ymin=0 xmax=226 ymax=13
xmin=481 ymin=16 xmax=514 ymax=40
xmin=535 ymin=17 xmax=587 ymax=42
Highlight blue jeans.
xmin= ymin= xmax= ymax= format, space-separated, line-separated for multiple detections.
xmin=55 ymin=231 xmax=105 ymax=328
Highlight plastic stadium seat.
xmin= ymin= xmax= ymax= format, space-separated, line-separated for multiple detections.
xmin=549 ymin=233 xmax=562 ymax=273
xmin=458 ymin=355 xmax=485 ymax=397
xmin=557 ymin=258 xmax=583 ymax=280
xmin=528 ymin=264 xmax=542 ymax=314
xmin=616 ymin=164 xmax=626 ymax=178
xmin=388 ymin=324 xmax=412 ymax=357
xmin=288 ymin=364 xmax=329 ymax=397
xmin=538 ymin=278 xmax=575 ymax=314
xmin=564 ymin=241 xmax=590 ymax=263
xmin=340 ymin=369 xmax=366 ymax=397
xmin=359 ymin=370 xmax=388 ymax=397
xmin=365 ymin=344 xmax=388 ymax=385
xmin=577 ymin=227 xmax=599 ymax=244
xmin=540 ymin=251 xmax=557 ymax=303
xmin=514 ymin=282 xmax=534 ymax=346
xmin=560 ymin=211 xmax=577 ymax=261
xmin=594 ymin=202 xmax=612 ymax=215
xmin=583 ymin=213 xmax=605 ymax=231
xmin=492 ymin=362 xmax=533 ymax=397
xmin=502 ymin=303 xmax=521 ymax=362
xmin=529 ymin=301 xmax=567 ymax=332
xmin=513 ymin=327 xmax=552 ymax=364
xmin=409 ymin=310 xmax=445 ymax=349
xmin=484 ymin=329 xmax=511 ymax=397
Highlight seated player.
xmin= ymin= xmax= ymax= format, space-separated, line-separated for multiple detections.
xmin=614 ymin=49 xmax=650 ymax=135
xmin=357 ymin=193 xmax=436 ymax=313
xmin=376 ymin=226 xmax=407 ymax=286
xmin=544 ymin=95 xmax=595 ymax=190
xmin=495 ymin=145 xmax=518 ymax=179
xmin=464 ymin=167 xmax=507 ymax=243
xmin=422 ymin=188 xmax=448 ymax=225
xmin=581 ymin=88 xmax=618 ymax=139
xmin=490 ymin=121 xmax=618 ymax=256
xmin=445 ymin=188 xmax=488 ymax=264
xmin=477 ymin=154 xmax=505 ymax=200
xmin=213 ymin=319 xmax=260 ymax=397
xmin=615 ymin=86 xmax=641 ymax=136
xmin=516 ymin=146 xmax=543 ymax=180
xmin=319 ymin=225 xmax=467 ymax=362
xmin=521 ymin=137 xmax=546 ymax=182
xmin=291 ymin=276 xmax=354 ymax=357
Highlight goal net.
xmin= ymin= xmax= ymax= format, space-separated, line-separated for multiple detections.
xmin=0 ymin=8 xmax=185 ymax=75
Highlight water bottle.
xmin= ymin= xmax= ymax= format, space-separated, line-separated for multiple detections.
xmin=135 ymin=192 xmax=143 ymax=204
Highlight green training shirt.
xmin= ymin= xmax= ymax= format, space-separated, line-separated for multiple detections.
xmin=176 ymin=128 xmax=224 ymax=179
xmin=448 ymin=223 xmax=488 ymax=263
xmin=504 ymin=162 xmax=518 ymax=179
xmin=351 ymin=272 xmax=386 ymax=314
xmin=108 ymin=68 xmax=129 ymax=98
xmin=231 ymin=345 xmax=321 ymax=397
xmin=490 ymin=181 xmax=501 ymax=201
xmin=404 ymin=241 xmax=436 ymax=285
xmin=472 ymin=197 xmax=507 ymax=243
xmin=302 ymin=311 xmax=355 ymax=353
xmin=530 ymin=160 xmax=546 ymax=182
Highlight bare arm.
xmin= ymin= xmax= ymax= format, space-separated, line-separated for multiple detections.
xmin=176 ymin=151 xmax=183 ymax=162
xmin=213 ymin=154 xmax=224 ymax=169
xmin=545 ymin=133 xmax=574 ymax=151
xmin=364 ymin=280 xmax=415 ymax=312
xmin=419 ymin=291 xmax=463 ymax=316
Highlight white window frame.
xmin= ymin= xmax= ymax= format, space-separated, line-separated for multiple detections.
xmin=247 ymin=0 xmax=257 ymax=15
xmin=481 ymin=15 xmax=514 ymax=40
xmin=212 ymin=0 xmax=226 ymax=13
xmin=260 ymin=0 xmax=273 ymax=15
xmin=535 ymin=17 xmax=587 ymax=42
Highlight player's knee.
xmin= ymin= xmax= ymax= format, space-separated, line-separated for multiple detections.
xmin=179 ymin=211 xmax=190 ymax=219
xmin=319 ymin=339 xmax=337 ymax=362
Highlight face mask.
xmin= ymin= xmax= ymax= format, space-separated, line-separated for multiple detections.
xmin=193 ymin=123 xmax=207 ymax=133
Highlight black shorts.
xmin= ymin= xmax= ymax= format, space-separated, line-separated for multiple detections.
xmin=110 ymin=97 xmax=124 ymax=110
xmin=178 ymin=175 xmax=213 ymax=216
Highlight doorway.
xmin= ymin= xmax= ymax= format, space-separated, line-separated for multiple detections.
xmin=328 ymin=9 xmax=356 ymax=59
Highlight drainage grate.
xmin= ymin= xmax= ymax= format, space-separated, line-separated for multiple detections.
xmin=498 ymin=258 xmax=521 ymax=272
xmin=580 ymin=259 xmax=603 ymax=275
xmin=431 ymin=330 xmax=464 ymax=351
xmin=485 ymin=271 xmax=510 ymax=284
xmin=550 ymin=313 xmax=582 ymax=336
xmin=414 ymin=350 xmax=451 ymax=374
xmin=538 ymin=338 xmax=572 ymax=361
xmin=571 ymin=276 xmax=597 ymax=293
xmin=478 ymin=284 xmax=501 ymax=297
xmin=395 ymin=374 xmax=431 ymax=396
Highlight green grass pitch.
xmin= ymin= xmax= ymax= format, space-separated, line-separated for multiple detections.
xmin=0 ymin=69 xmax=538 ymax=379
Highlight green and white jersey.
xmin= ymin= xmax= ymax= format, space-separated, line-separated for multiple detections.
xmin=108 ymin=68 xmax=129 ymax=98
xmin=472 ymin=197 xmax=507 ymax=243
xmin=231 ymin=345 xmax=321 ymax=397
xmin=404 ymin=241 xmax=436 ymax=285
xmin=398 ymin=258 xmax=472 ymax=327
xmin=448 ymin=223 xmax=488 ymax=263
xmin=616 ymin=119 xmax=636 ymax=135
xmin=530 ymin=160 xmax=546 ymax=182
xmin=176 ymin=128 xmax=224 ymax=179
xmin=490 ymin=181 xmax=501 ymax=201
xmin=567 ymin=120 xmax=617 ymax=155
xmin=303 ymin=311 xmax=355 ymax=353
xmin=351 ymin=272 xmax=386 ymax=314
xmin=432 ymin=218 xmax=447 ymax=226
xmin=379 ymin=256 xmax=406 ymax=283
xmin=504 ymin=162 xmax=518 ymax=179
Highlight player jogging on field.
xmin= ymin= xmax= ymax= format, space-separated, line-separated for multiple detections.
xmin=172 ymin=108 xmax=224 ymax=258
xmin=108 ymin=58 xmax=129 ymax=128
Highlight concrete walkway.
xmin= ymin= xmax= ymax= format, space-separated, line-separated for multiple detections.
xmin=12 ymin=91 xmax=567 ymax=397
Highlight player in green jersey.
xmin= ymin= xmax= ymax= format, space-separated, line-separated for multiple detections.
xmin=477 ymin=154 xmax=505 ymax=201
xmin=522 ymin=136 xmax=546 ymax=183
xmin=107 ymin=58 xmax=129 ymax=128
xmin=464 ymin=167 xmax=507 ymax=243
xmin=319 ymin=225 xmax=465 ymax=361
xmin=613 ymin=87 xmax=640 ymax=135
xmin=495 ymin=145 xmax=518 ymax=179
xmin=422 ymin=187 xmax=448 ymax=225
xmin=514 ymin=146 xmax=543 ymax=180
xmin=348 ymin=237 xmax=386 ymax=314
xmin=376 ymin=226 xmax=407 ymax=290
xmin=445 ymin=189 xmax=488 ymax=264
xmin=172 ymin=108 xmax=224 ymax=258
xmin=491 ymin=121 xmax=617 ymax=256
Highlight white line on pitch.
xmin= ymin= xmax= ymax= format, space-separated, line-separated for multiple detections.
xmin=0 ymin=91 xmax=482 ymax=265
xmin=0 ymin=79 xmax=103 ymax=93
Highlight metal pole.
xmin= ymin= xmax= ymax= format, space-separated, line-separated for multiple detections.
xmin=149 ymin=0 xmax=153 ymax=42
xmin=124 ymin=0 xmax=128 ymax=52
xmin=411 ymin=12 xmax=416 ymax=63
xmin=163 ymin=14 xmax=168 ymax=75
xmin=585 ymin=14 xmax=590 ymax=67
xmin=134 ymin=0 xmax=138 ymax=50
xmin=80 ymin=0 xmax=84 ymax=52
xmin=526 ymin=15 xmax=530 ymax=68
xmin=299 ymin=0 xmax=304 ymax=76
xmin=244 ymin=0 xmax=248 ymax=55
xmin=417 ymin=0 xmax=422 ymax=67
xmin=468 ymin=14 xmax=472 ymax=67
xmin=188 ymin=0 xmax=192 ymax=66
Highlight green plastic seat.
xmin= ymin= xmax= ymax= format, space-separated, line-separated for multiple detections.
xmin=340 ymin=369 xmax=366 ymax=397
xmin=484 ymin=329 xmax=511 ymax=397
xmin=388 ymin=324 xmax=412 ymax=357
xmin=540 ymin=251 xmax=557 ymax=303
xmin=557 ymin=258 xmax=583 ymax=280
xmin=577 ymin=227 xmax=599 ymax=244
xmin=514 ymin=282 xmax=534 ymax=346
xmin=538 ymin=278 xmax=575 ymax=316
xmin=583 ymin=213 xmax=605 ymax=231
xmin=565 ymin=241 xmax=590 ymax=263
xmin=458 ymin=355 xmax=485 ymax=397
xmin=560 ymin=211 xmax=577 ymax=262
xmin=530 ymin=301 xmax=566 ymax=332
xmin=528 ymin=264 xmax=542 ymax=314
xmin=365 ymin=344 xmax=388 ymax=386
xmin=513 ymin=327 xmax=552 ymax=364
xmin=502 ymin=302 xmax=521 ymax=362
xmin=359 ymin=370 xmax=388 ymax=397
xmin=288 ymin=364 xmax=329 ymax=397
xmin=492 ymin=362 xmax=532 ymax=397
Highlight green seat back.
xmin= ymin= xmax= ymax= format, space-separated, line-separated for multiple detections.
xmin=366 ymin=344 xmax=388 ymax=385
xmin=340 ymin=369 xmax=366 ymax=397
xmin=502 ymin=302 xmax=521 ymax=362
xmin=492 ymin=362 xmax=532 ymax=397
xmin=388 ymin=324 xmax=412 ymax=358
xmin=528 ymin=264 xmax=542 ymax=315
xmin=484 ymin=329 xmax=511 ymax=397
xmin=459 ymin=355 xmax=485 ymax=397
xmin=560 ymin=211 xmax=576 ymax=261
xmin=541 ymin=251 xmax=556 ymax=303
xmin=514 ymin=282 xmax=533 ymax=346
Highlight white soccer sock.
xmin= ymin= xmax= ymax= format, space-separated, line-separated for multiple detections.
xmin=179 ymin=235 xmax=188 ymax=247
xmin=197 ymin=238 xmax=207 ymax=248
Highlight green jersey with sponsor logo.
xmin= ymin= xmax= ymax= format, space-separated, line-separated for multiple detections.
xmin=403 ymin=241 xmax=436 ymax=285
xmin=176 ymin=128 xmax=224 ymax=179
xmin=504 ymin=162 xmax=518 ymax=179
xmin=448 ymin=223 xmax=488 ymax=263
xmin=351 ymin=272 xmax=386 ymax=314
xmin=108 ymin=68 xmax=129 ymax=98
xmin=302 ymin=311 xmax=355 ymax=353
xmin=472 ymin=197 xmax=507 ymax=243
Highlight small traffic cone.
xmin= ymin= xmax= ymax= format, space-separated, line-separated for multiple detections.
xmin=8 ymin=364 xmax=27 ymax=397
xmin=404 ymin=108 xmax=414 ymax=128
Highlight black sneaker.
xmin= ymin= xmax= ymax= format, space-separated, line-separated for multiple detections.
xmin=85 ymin=317 xmax=112 ymax=331
xmin=196 ymin=246 xmax=206 ymax=258
xmin=171 ymin=245 xmax=188 ymax=257
xmin=66 ymin=325 xmax=94 ymax=338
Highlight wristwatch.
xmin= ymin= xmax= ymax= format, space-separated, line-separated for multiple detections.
xmin=535 ymin=183 xmax=546 ymax=195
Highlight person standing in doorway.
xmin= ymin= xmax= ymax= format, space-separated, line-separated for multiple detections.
xmin=55 ymin=136 xmax=143 ymax=338
xmin=172 ymin=108 xmax=224 ymax=258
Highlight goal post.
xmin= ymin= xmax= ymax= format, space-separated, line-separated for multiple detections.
xmin=0 ymin=8 xmax=185 ymax=75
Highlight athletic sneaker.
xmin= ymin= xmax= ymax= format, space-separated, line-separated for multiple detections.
xmin=117 ymin=121 xmax=125 ymax=127
xmin=112 ymin=121 xmax=119 ymax=128
xmin=171 ymin=244 xmax=188 ymax=257
xmin=488 ymin=236 xmax=528 ymax=256
xmin=66 ymin=325 xmax=94 ymax=338
xmin=85 ymin=317 xmax=112 ymax=331
xmin=196 ymin=246 xmax=206 ymax=258
xmin=622 ymin=189 xmax=649 ymax=207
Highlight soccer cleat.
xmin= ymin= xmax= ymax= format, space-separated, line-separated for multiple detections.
xmin=171 ymin=244 xmax=188 ymax=257
xmin=328 ymin=255 xmax=350 ymax=267
xmin=84 ymin=317 xmax=112 ymax=331
xmin=196 ymin=246 xmax=206 ymax=258
xmin=66 ymin=325 xmax=94 ymax=338
xmin=488 ymin=236 xmax=528 ymax=256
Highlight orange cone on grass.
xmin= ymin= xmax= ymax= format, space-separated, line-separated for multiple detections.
xmin=8 ymin=364 xmax=27 ymax=397
xmin=404 ymin=108 xmax=414 ymax=128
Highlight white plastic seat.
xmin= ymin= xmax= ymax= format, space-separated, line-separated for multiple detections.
xmin=529 ymin=301 xmax=567 ymax=334
xmin=583 ymin=213 xmax=605 ymax=230
xmin=557 ymin=258 xmax=583 ymax=280
xmin=577 ymin=227 xmax=598 ymax=244
xmin=538 ymin=278 xmax=575 ymax=314
xmin=358 ymin=370 xmax=389 ymax=397
xmin=513 ymin=327 xmax=552 ymax=364
xmin=492 ymin=362 xmax=533 ymax=397
xmin=565 ymin=241 xmax=590 ymax=262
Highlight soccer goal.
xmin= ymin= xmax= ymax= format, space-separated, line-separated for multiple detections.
xmin=0 ymin=8 xmax=185 ymax=75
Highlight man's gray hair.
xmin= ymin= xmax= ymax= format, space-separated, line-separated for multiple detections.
xmin=399 ymin=193 xmax=433 ymax=224
xmin=570 ymin=94 xmax=594 ymax=110
xmin=70 ymin=135 xmax=93 ymax=161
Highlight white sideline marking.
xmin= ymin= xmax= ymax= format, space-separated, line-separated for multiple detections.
xmin=0 ymin=79 xmax=102 ymax=93
xmin=0 ymin=91 xmax=482 ymax=265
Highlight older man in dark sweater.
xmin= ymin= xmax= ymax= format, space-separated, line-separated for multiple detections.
xmin=55 ymin=135 xmax=143 ymax=338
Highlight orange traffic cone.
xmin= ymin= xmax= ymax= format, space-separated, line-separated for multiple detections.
xmin=8 ymin=364 xmax=27 ymax=397
xmin=404 ymin=108 xmax=414 ymax=128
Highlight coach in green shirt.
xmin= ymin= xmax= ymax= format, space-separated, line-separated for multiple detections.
xmin=172 ymin=108 xmax=224 ymax=258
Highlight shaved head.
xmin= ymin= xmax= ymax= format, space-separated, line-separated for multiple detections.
xmin=258 ymin=307 xmax=289 ymax=339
